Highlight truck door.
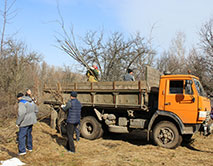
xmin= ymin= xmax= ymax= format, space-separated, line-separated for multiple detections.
xmin=164 ymin=79 xmax=198 ymax=123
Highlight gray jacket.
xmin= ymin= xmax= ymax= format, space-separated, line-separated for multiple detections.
xmin=16 ymin=96 xmax=39 ymax=127
xmin=123 ymin=73 xmax=135 ymax=81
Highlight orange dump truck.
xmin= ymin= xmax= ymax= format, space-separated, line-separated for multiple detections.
xmin=43 ymin=68 xmax=212 ymax=149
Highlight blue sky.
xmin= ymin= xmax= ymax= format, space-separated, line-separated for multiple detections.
xmin=3 ymin=0 xmax=213 ymax=67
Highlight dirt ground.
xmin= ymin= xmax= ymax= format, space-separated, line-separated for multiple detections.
xmin=0 ymin=119 xmax=213 ymax=166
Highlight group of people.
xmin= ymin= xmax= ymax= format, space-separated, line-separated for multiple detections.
xmin=16 ymin=89 xmax=82 ymax=155
xmin=86 ymin=63 xmax=135 ymax=82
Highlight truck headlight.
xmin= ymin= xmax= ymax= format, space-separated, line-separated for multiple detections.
xmin=198 ymin=111 xmax=207 ymax=121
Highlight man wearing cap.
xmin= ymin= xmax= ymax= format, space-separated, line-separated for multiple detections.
xmin=86 ymin=64 xmax=100 ymax=82
xmin=61 ymin=91 xmax=82 ymax=153
xmin=16 ymin=92 xmax=39 ymax=155
xmin=123 ymin=68 xmax=135 ymax=81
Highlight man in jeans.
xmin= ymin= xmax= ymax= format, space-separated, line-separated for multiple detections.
xmin=62 ymin=91 xmax=82 ymax=153
xmin=16 ymin=92 xmax=38 ymax=155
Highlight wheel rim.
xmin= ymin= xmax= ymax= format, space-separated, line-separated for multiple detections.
xmin=157 ymin=127 xmax=174 ymax=144
xmin=84 ymin=122 xmax=94 ymax=135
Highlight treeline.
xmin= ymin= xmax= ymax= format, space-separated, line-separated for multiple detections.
xmin=156 ymin=19 xmax=213 ymax=94
xmin=0 ymin=40 xmax=85 ymax=119
xmin=0 ymin=40 xmax=84 ymax=102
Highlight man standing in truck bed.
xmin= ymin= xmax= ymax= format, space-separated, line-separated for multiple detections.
xmin=123 ymin=68 xmax=135 ymax=81
xmin=61 ymin=91 xmax=82 ymax=153
xmin=86 ymin=64 xmax=100 ymax=82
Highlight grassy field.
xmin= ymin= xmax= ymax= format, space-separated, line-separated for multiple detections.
xmin=0 ymin=120 xmax=213 ymax=166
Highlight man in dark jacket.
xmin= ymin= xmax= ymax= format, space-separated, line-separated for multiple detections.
xmin=62 ymin=91 xmax=82 ymax=153
xmin=16 ymin=92 xmax=38 ymax=155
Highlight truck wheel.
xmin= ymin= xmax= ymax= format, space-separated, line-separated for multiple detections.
xmin=97 ymin=127 xmax=104 ymax=139
xmin=60 ymin=120 xmax=67 ymax=135
xmin=80 ymin=116 xmax=102 ymax=140
xmin=153 ymin=121 xmax=181 ymax=149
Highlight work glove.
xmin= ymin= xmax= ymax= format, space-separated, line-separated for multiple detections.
xmin=61 ymin=104 xmax=66 ymax=108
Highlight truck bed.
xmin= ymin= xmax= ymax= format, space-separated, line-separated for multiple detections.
xmin=43 ymin=81 xmax=152 ymax=110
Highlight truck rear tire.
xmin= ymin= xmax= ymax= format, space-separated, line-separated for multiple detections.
xmin=153 ymin=121 xmax=181 ymax=149
xmin=97 ymin=127 xmax=104 ymax=139
xmin=80 ymin=116 xmax=102 ymax=140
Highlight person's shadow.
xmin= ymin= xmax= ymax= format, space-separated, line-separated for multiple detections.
xmin=0 ymin=147 xmax=18 ymax=158
xmin=42 ymin=130 xmax=67 ymax=148
xmin=182 ymin=142 xmax=213 ymax=153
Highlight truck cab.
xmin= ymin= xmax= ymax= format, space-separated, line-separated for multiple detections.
xmin=149 ymin=74 xmax=211 ymax=148
xmin=158 ymin=75 xmax=211 ymax=124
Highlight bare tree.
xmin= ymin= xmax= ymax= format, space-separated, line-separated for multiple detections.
xmin=55 ymin=1 xmax=156 ymax=81
xmin=199 ymin=18 xmax=213 ymax=73
xmin=57 ymin=28 xmax=155 ymax=81
xmin=199 ymin=18 xmax=213 ymax=59
xmin=80 ymin=31 xmax=155 ymax=81
xmin=199 ymin=18 xmax=213 ymax=94
xmin=0 ymin=0 xmax=16 ymax=55
xmin=186 ymin=48 xmax=207 ymax=78
xmin=156 ymin=32 xmax=186 ymax=74
xmin=0 ymin=39 xmax=41 ymax=105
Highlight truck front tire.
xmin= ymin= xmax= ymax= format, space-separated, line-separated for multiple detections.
xmin=153 ymin=121 xmax=181 ymax=149
xmin=80 ymin=116 xmax=102 ymax=140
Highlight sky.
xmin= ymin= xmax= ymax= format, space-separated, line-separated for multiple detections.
xmin=2 ymin=0 xmax=213 ymax=67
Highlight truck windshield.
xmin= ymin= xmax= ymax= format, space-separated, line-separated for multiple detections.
xmin=193 ymin=79 xmax=206 ymax=97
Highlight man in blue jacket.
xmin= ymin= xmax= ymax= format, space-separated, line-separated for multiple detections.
xmin=62 ymin=91 xmax=82 ymax=153
xmin=16 ymin=92 xmax=38 ymax=155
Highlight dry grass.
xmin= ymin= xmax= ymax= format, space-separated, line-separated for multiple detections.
xmin=0 ymin=119 xmax=213 ymax=166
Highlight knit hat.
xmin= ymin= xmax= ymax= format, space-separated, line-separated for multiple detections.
xmin=92 ymin=63 xmax=98 ymax=69
xmin=127 ymin=68 xmax=133 ymax=73
xmin=17 ymin=93 xmax=24 ymax=98
xmin=70 ymin=91 xmax=77 ymax=97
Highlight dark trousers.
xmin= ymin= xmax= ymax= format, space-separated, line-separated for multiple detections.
xmin=75 ymin=122 xmax=80 ymax=141
xmin=18 ymin=125 xmax=33 ymax=153
xmin=66 ymin=123 xmax=77 ymax=152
